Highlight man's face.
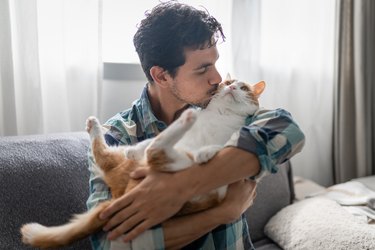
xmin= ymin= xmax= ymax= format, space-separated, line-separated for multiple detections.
xmin=168 ymin=45 xmax=222 ymax=107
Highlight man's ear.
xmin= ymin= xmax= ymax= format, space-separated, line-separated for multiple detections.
xmin=149 ymin=66 xmax=169 ymax=88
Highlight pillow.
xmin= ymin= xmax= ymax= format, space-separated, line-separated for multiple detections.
xmin=264 ymin=197 xmax=375 ymax=250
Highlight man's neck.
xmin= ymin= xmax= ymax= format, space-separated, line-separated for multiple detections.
xmin=147 ymin=83 xmax=187 ymax=125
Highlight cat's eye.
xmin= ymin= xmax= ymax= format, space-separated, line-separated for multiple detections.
xmin=225 ymin=81 xmax=232 ymax=86
xmin=240 ymin=86 xmax=249 ymax=91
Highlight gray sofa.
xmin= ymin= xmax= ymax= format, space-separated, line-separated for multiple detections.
xmin=0 ymin=132 xmax=294 ymax=250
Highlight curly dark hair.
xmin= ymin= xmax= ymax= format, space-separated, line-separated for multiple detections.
xmin=133 ymin=1 xmax=225 ymax=83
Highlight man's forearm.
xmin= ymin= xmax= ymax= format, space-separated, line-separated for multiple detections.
xmin=180 ymin=146 xmax=260 ymax=199
xmin=162 ymin=206 xmax=226 ymax=249
xmin=162 ymin=178 xmax=257 ymax=249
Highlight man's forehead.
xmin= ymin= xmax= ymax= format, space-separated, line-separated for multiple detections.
xmin=184 ymin=46 xmax=219 ymax=65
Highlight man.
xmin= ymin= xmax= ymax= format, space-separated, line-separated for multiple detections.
xmin=87 ymin=2 xmax=305 ymax=249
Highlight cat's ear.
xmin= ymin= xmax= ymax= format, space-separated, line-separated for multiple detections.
xmin=252 ymin=81 xmax=266 ymax=97
xmin=225 ymin=73 xmax=232 ymax=81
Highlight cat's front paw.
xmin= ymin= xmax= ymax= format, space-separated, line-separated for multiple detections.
xmin=179 ymin=109 xmax=197 ymax=128
xmin=194 ymin=145 xmax=222 ymax=164
xmin=86 ymin=116 xmax=101 ymax=137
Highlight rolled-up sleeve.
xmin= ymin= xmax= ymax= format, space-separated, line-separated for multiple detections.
xmin=227 ymin=108 xmax=305 ymax=175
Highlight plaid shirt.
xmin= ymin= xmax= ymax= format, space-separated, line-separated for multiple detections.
xmin=86 ymin=85 xmax=305 ymax=250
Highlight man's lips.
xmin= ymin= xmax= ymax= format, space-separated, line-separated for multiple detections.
xmin=208 ymin=86 xmax=219 ymax=96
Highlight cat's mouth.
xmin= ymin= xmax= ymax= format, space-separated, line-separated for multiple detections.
xmin=224 ymin=91 xmax=235 ymax=99
xmin=223 ymin=91 xmax=242 ymax=103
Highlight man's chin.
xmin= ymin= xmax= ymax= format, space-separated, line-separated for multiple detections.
xmin=195 ymin=99 xmax=211 ymax=108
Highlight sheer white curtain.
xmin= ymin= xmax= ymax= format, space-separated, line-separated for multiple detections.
xmin=0 ymin=0 xmax=102 ymax=136
xmin=232 ymin=0 xmax=336 ymax=186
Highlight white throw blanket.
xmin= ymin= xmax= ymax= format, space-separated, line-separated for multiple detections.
xmin=308 ymin=181 xmax=375 ymax=222
xmin=265 ymin=197 xmax=375 ymax=250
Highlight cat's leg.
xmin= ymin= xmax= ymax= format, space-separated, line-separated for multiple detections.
xmin=86 ymin=116 xmax=123 ymax=173
xmin=86 ymin=116 xmax=105 ymax=143
xmin=146 ymin=109 xmax=197 ymax=171
xmin=224 ymin=130 xmax=240 ymax=147
xmin=148 ymin=108 xmax=197 ymax=150
xmin=194 ymin=145 xmax=223 ymax=164
xmin=124 ymin=138 xmax=153 ymax=161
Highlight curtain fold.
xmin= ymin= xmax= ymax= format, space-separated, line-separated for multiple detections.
xmin=0 ymin=0 xmax=43 ymax=135
xmin=232 ymin=0 xmax=336 ymax=186
xmin=0 ymin=0 xmax=17 ymax=135
xmin=333 ymin=0 xmax=375 ymax=183
xmin=0 ymin=0 xmax=102 ymax=136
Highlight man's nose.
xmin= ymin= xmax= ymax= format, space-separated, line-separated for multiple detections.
xmin=209 ymin=67 xmax=222 ymax=85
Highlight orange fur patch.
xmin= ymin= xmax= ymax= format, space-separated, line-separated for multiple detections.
xmin=146 ymin=148 xmax=174 ymax=171
xmin=177 ymin=192 xmax=221 ymax=216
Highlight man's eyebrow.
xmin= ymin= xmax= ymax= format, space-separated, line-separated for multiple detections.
xmin=194 ymin=62 xmax=213 ymax=70
xmin=194 ymin=54 xmax=220 ymax=70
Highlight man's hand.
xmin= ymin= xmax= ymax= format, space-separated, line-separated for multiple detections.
xmin=215 ymin=179 xmax=257 ymax=224
xmin=100 ymin=167 xmax=191 ymax=242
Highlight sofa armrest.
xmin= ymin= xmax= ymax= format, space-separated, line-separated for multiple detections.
xmin=245 ymin=161 xmax=294 ymax=244
xmin=0 ymin=132 xmax=92 ymax=250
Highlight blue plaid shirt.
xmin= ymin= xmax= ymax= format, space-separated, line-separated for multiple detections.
xmin=86 ymin=84 xmax=305 ymax=250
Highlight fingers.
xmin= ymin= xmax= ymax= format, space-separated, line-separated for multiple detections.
xmin=122 ymin=220 xmax=150 ymax=242
xmin=100 ymin=195 xmax=134 ymax=220
xmin=245 ymin=179 xmax=257 ymax=207
xmin=130 ymin=167 xmax=149 ymax=179
xmin=103 ymin=205 xmax=136 ymax=231
xmin=246 ymin=179 xmax=257 ymax=189
xmin=247 ymin=179 xmax=257 ymax=196
xmin=107 ymin=212 xmax=145 ymax=240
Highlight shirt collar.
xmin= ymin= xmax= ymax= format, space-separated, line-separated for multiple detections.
xmin=138 ymin=84 xmax=167 ymax=131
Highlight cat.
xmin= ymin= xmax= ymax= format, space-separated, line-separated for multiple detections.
xmin=20 ymin=75 xmax=265 ymax=249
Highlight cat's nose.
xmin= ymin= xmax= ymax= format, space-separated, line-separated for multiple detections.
xmin=229 ymin=85 xmax=236 ymax=90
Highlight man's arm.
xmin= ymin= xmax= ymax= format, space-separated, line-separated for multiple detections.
xmin=162 ymin=179 xmax=257 ymax=249
xmin=101 ymin=108 xmax=305 ymax=241
xmin=87 ymin=148 xmax=256 ymax=249
xmin=102 ymin=147 xmax=258 ymax=242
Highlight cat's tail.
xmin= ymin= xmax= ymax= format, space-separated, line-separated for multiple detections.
xmin=20 ymin=201 xmax=111 ymax=249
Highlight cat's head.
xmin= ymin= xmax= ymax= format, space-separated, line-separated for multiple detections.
xmin=209 ymin=74 xmax=265 ymax=115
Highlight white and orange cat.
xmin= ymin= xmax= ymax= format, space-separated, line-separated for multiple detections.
xmin=20 ymin=76 xmax=265 ymax=249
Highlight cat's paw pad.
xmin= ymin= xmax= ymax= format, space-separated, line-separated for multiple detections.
xmin=85 ymin=116 xmax=98 ymax=132
xmin=86 ymin=116 xmax=101 ymax=134
xmin=180 ymin=109 xmax=197 ymax=126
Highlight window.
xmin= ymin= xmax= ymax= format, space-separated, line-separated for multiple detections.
xmin=102 ymin=0 xmax=233 ymax=75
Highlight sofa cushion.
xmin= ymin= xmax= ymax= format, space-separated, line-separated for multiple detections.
xmin=0 ymin=132 xmax=91 ymax=250
xmin=246 ymin=161 xmax=294 ymax=243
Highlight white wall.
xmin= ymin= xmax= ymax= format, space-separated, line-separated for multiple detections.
xmin=100 ymin=79 xmax=146 ymax=122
